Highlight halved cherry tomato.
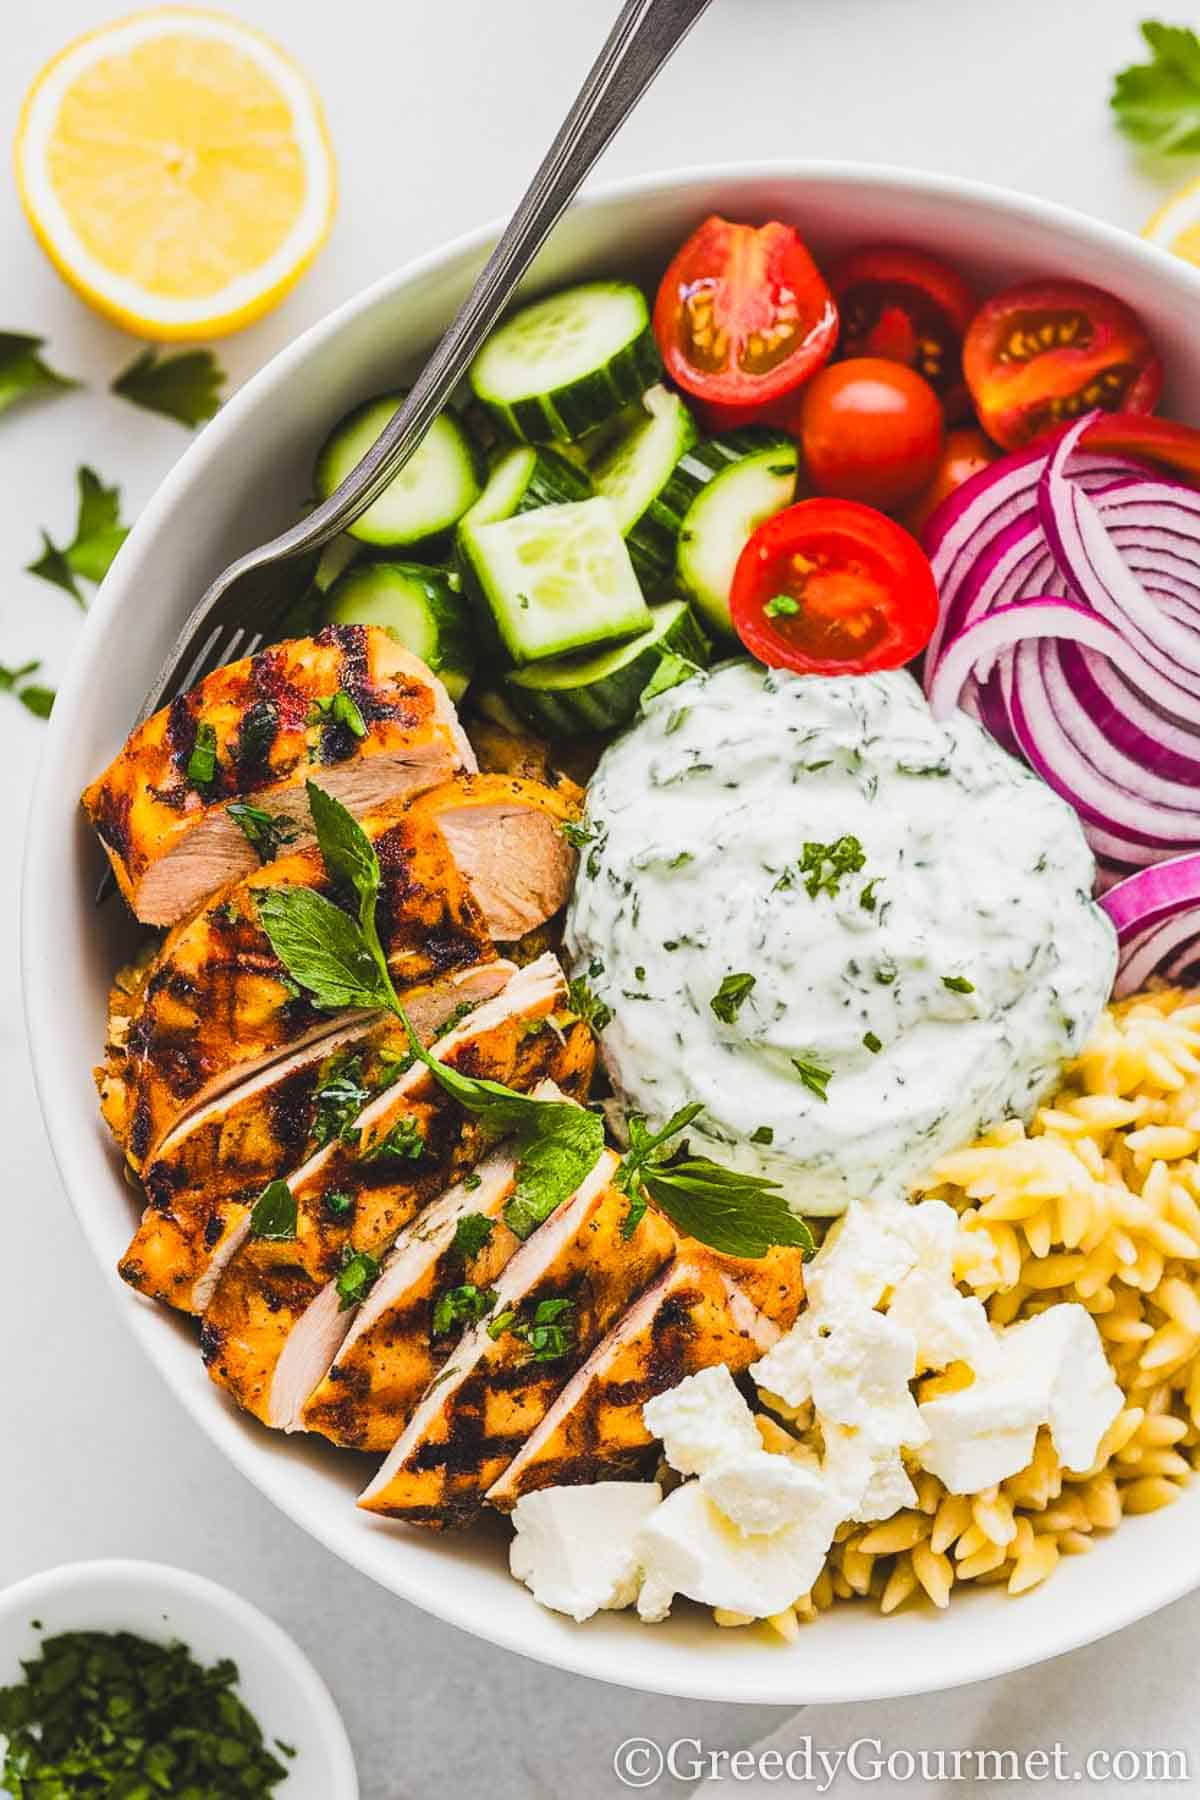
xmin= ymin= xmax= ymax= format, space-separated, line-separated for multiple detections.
xmin=963 ymin=279 xmax=1163 ymax=451
xmin=796 ymin=358 xmax=944 ymax=511
xmin=1081 ymin=411 xmax=1200 ymax=484
xmin=828 ymin=245 xmax=976 ymax=419
xmin=730 ymin=497 xmax=939 ymax=676
xmin=902 ymin=424 xmax=999 ymax=535
xmin=652 ymin=216 xmax=838 ymax=410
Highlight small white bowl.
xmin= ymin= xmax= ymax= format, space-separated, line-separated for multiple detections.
xmin=0 ymin=1561 xmax=357 ymax=1798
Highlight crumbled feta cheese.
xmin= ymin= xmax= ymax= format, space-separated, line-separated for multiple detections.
xmin=634 ymin=1480 xmax=838 ymax=1620
xmin=802 ymin=1205 xmax=924 ymax=1324
xmin=642 ymin=1364 xmax=760 ymax=1476
xmin=808 ymin=1312 xmax=925 ymax=1443
xmin=700 ymin=1448 xmax=827 ymax=1537
xmin=917 ymin=1302 xmax=1121 ymax=1493
xmin=886 ymin=1266 xmax=996 ymax=1375
xmin=822 ymin=1425 xmax=920 ymax=1523
xmin=509 ymin=1482 xmax=662 ymax=1622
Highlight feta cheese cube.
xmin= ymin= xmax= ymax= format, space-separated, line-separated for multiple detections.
xmin=642 ymin=1364 xmax=760 ymax=1476
xmin=509 ymin=1482 xmax=662 ymax=1623
xmin=822 ymin=1424 xmax=919 ymax=1522
xmin=809 ymin=1311 xmax=925 ymax=1442
xmin=803 ymin=1205 xmax=924 ymax=1323
xmin=886 ymin=1266 xmax=996 ymax=1375
xmin=1004 ymin=1304 xmax=1123 ymax=1472
xmin=634 ymin=1480 xmax=839 ymax=1620
xmin=701 ymin=1448 xmax=828 ymax=1537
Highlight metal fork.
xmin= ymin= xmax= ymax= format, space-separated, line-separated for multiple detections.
xmin=119 ymin=0 xmax=715 ymax=720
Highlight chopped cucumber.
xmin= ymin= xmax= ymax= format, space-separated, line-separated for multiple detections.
xmin=469 ymin=281 xmax=660 ymax=443
xmin=458 ymin=495 xmax=650 ymax=666
xmin=463 ymin=444 xmax=592 ymax=529
xmin=676 ymin=432 xmax=799 ymax=637
xmin=505 ymin=600 xmax=709 ymax=734
xmin=313 ymin=534 xmax=361 ymax=593
xmin=315 ymin=393 xmax=483 ymax=548
xmin=325 ymin=561 xmax=475 ymax=700
xmin=593 ymin=385 xmax=699 ymax=589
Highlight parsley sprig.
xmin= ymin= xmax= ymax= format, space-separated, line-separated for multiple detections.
xmin=27 ymin=466 xmax=130 ymax=604
xmin=0 ymin=660 xmax=54 ymax=718
xmin=615 ymin=1104 xmax=814 ymax=1259
xmin=0 ymin=332 xmax=76 ymax=421
xmin=799 ymin=835 xmax=867 ymax=900
xmin=1112 ymin=21 xmax=1200 ymax=153
xmin=112 ymin=345 xmax=226 ymax=426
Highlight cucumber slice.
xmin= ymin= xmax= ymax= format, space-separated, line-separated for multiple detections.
xmin=593 ymin=385 xmax=699 ymax=589
xmin=315 ymin=393 xmax=483 ymax=547
xmin=458 ymin=496 xmax=650 ymax=666
xmin=469 ymin=281 xmax=661 ymax=443
xmin=313 ymin=534 xmax=361 ymax=593
xmin=676 ymin=433 xmax=799 ymax=637
xmin=463 ymin=444 xmax=592 ymax=529
xmin=325 ymin=561 xmax=475 ymax=701
xmin=505 ymin=600 xmax=710 ymax=734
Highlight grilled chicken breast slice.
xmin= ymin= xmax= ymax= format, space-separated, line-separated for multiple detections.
xmin=103 ymin=773 xmax=580 ymax=1170
xmin=357 ymin=1153 xmax=677 ymax=1527
xmin=82 ymin=626 xmax=475 ymax=926
xmin=299 ymin=1112 xmax=545 ymax=1448
xmin=119 ymin=962 xmax=516 ymax=1313
xmin=199 ymin=956 xmax=595 ymax=1426
xmin=486 ymin=1246 xmax=806 ymax=1509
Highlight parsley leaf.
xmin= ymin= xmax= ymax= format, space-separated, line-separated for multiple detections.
xmin=0 ymin=659 xmax=53 ymax=718
xmin=1112 ymin=21 xmax=1200 ymax=153
xmin=763 ymin=592 xmax=800 ymax=619
xmin=186 ymin=721 xmax=219 ymax=789
xmin=309 ymin=688 xmax=368 ymax=739
xmin=799 ymin=835 xmax=867 ymax=900
xmin=560 ymin=818 xmax=596 ymax=849
xmin=27 ymin=466 xmax=130 ymax=603
xmin=311 ymin=1054 xmax=372 ymax=1147
xmin=942 ymin=974 xmax=975 ymax=994
xmin=257 ymin=885 xmax=393 ymax=1011
xmin=336 ymin=1246 xmax=381 ymax=1311
xmin=227 ymin=801 xmax=300 ymax=863
xmin=0 ymin=332 xmax=76 ymax=420
xmin=432 ymin=1282 xmax=497 ymax=1336
xmin=359 ymin=1115 xmax=424 ymax=1161
xmin=453 ymin=1212 xmax=495 ymax=1258
xmin=792 ymin=1056 xmax=833 ymax=1101
xmin=112 ymin=345 xmax=226 ymax=426
xmin=249 ymin=1179 xmax=297 ymax=1241
xmin=615 ymin=1104 xmax=814 ymax=1260
xmin=567 ymin=973 xmax=613 ymax=1033
xmin=640 ymin=651 xmax=703 ymax=710
xmin=710 ymin=971 xmax=756 ymax=1024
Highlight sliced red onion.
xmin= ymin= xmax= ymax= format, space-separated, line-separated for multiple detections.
xmin=1101 ymin=853 xmax=1200 ymax=937
xmin=1101 ymin=854 xmax=1200 ymax=995
xmin=928 ymin=598 xmax=1139 ymax=720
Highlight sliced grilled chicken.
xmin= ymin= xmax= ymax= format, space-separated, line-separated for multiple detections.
xmin=357 ymin=1153 xmax=677 ymax=1527
xmin=83 ymin=626 xmax=475 ymax=926
xmin=299 ymin=1119 xmax=539 ymax=1448
xmin=103 ymin=773 xmax=580 ymax=1170
xmin=199 ymin=956 xmax=595 ymax=1425
xmin=119 ymin=962 xmax=515 ymax=1313
xmin=487 ymin=1246 xmax=806 ymax=1509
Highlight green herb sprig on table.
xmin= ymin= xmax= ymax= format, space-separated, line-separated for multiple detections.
xmin=1112 ymin=21 xmax=1200 ymax=154
xmin=0 ymin=1629 xmax=292 ymax=1795
xmin=112 ymin=345 xmax=226 ymax=426
xmin=0 ymin=332 xmax=76 ymax=421
xmin=0 ymin=660 xmax=54 ymax=718
xmin=27 ymin=465 xmax=130 ymax=604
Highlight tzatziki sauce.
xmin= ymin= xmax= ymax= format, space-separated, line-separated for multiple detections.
xmin=566 ymin=661 xmax=1117 ymax=1215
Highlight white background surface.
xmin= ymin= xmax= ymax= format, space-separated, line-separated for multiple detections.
xmin=2 ymin=1 xmax=1198 ymax=1794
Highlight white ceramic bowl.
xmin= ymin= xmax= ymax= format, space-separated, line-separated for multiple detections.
xmin=0 ymin=1560 xmax=357 ymax=1796
xmin=23 ymin=163 xmax=1200 ymax=1706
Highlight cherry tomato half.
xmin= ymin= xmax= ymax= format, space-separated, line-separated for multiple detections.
xmin=902 ymin=424 xmax=999 ymax=536
xmin=795 ymin=358 xmax=944 ymax=511
xmin=653 ymin=216 xmax=838 ymax=411
xmin=828 ymin=245 xmax=976 ymax=419
xmin=963 ymin=279 xmax=1163 ymax=451
xmin=730 ymin=497 xmax=939 ymax=676
xmin=1081 ymin=411 xmax=1200 ymax=485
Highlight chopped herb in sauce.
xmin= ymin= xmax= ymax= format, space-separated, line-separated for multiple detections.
xmin=750 ymin=1125 xmax=775 ymax=1145
xmin=799 ymin=834 xmax=866 ymax=900
xmin=860 ymin=877 xmax=881 ymax=913
xmin=567 ymin=974 xmax=613 ymax=1033
xmin=710 ymin=971 xmax=756 ymax=1024
xmin=863 ymin=1031 xmax=883 ymax=1054
xmin=560 ymin=818 xmax=596 ymax=849
xmin=792 ymin=1056 xmax=833 ymax=1102
xmin=942 ymin=974 xmax=975 ymax=994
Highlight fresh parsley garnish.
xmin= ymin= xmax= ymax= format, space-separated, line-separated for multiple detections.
xmin=335 ymin=1245 xmax=381 ymax=1311
xmin=227 ymin=801 xmax=300 ymax=863
xmin=112 ymin=345 xmax=226 ymax=426
xmin=312 ymin=1054 xmax=372 ymax=1147
xmin=560 ymin=818 xmax=596 ymax=849
xmin=453 ymin=1212 xmax=495 ymax=1258
xmin=324 ymin=1190 xmax=354 ymax=1219
xmin=0 ymin=1630 xmax=291 ymax=1794
xmin=640 ymin=651 xmax=703 ymax=710
xmin=432 ymin=1282 xmax=497 ymax=1336
xmin=255 ymin=781 xmax=605 ymax=1239
xmin=799 ymin=835 xmax=867 ymax=900
xmin=487 ymin=1296 xmax=576 ymax=1361
xmin=710 ymin=971 xmax=756 ymax=1024
xmin=792 ymin=1056 xmax=833 ymax=1102
xmin=567 ymin=974 xmax=613 ymax=1034
xmin=763 ymin=592 xmax=800 ymax=619
xmin=27 ymin=466 xmax=130 ymax=604
xmin=0 ymin=332 xmax=76 ymax=421
xmin=614 ymin=1103 xmax=814 ymax=1259
xmin=359 ymin=1114 xmax=424 ymax=1161
xmin=309 ymin=688 xmax=367 ymax=739
xmin=249 ymin=1179 xmax=296 ymax=1241
xmin=942 ymin=975 xmax=975 ymax=994
xmin=0 ymin=659 xmax=54 ymax=718
xmin=1112 ymin=21 xmax=1200 ymax=152
xmin=185 ymin=722 xmax=219 ymax=790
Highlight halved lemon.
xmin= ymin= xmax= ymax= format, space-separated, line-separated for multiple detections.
xmin=1143 ymin=178 xmax=1200 ymax=269
xmin=15 ymin=7 xmax=336 ymax=339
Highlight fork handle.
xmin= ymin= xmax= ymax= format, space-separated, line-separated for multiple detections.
xmin=262 ymin=0 xmax=716 ymax=559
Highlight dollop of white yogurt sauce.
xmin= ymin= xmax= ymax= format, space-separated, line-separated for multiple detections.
xmin=566 ymin=662 xmax=1117 ymax=1215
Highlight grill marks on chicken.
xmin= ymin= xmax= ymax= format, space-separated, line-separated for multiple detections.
xmin=119 ymin=962 xmax=516 ymax=1313
xmin=101 ymin=774 xmax=579 ymax=1172
xmin=198 ymin=957 xmax=595 ymax=1426
xmin=82 ymin=626 xmax=474 ymax=926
